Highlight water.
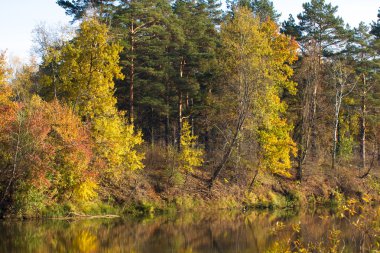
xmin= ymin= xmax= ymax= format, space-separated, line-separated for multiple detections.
xmin=0 ymin=210 xmax=375 ymax=252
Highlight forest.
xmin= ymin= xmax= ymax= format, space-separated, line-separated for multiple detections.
xmin=0 ymin=0 xmax=379 ymax=219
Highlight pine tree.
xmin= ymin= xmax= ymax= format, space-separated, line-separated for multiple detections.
xmin=294 ymin=0 xmax=348 ymax=179
xmin=346 ymin=23 xmax=374 ymax=171
xmin=370 ymin=9 xmax=380 ymax=166
xmin=112 ymin=0 xmax=174 ymax=125
xmin=204 ymin=0 xmax=223 ymax=25
xmin=370 ymin=8 xmax=380 ymax=37
xmin=297 ymin=0 xmax=346 ymax=57
xmin=173 ymin=0 xmax=219 ymax=151
xmin=227 ymin=0 xmax=280 ymax=22
xmin=195 ymin=0 xmax=221 ymax=152
xmin=281 ymin=14 xmax=301 ymax=39
xmin=251 ymin=0 xmax=280 ymax=22
xmin=57 ymin=0 xmax=116 ymax=23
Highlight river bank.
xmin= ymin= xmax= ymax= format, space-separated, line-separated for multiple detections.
xmin=1 ymin=161 xmax=379 ymax=220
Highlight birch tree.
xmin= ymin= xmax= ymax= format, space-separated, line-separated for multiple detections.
xmin=329 ymin=59 xmax=356 ymax=169
xmin=209 ymin=7 xmax=297 ymax=186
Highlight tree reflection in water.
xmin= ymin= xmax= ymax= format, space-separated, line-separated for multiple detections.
xmin=0 ymin=209 xmax=378 ymax=253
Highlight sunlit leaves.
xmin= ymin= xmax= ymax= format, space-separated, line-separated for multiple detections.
xmin=179 ymin=121 xmax=204 ymax=173
xmin=218 ymin=7 xmax=298 ymax=176
xmin=0 ymin=95 xmax=97 ymax=215
xmin=41 ymin=17 xmax=144 ymax=180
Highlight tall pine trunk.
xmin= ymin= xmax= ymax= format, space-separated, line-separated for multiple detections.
xmin=165 ymin=82 xmax=170 ymax=147
xmin=310 ymin=52 xmax=320 ymax=159
xmin=129 ymin=21 xmax=135 ymax=123
xmin=360 ymin=74 xmax=367 ymax=170
xmin=177 ymin=58 xmax=185 ymax=151
xmin=177 ymin=92 xmax=182 ymax=152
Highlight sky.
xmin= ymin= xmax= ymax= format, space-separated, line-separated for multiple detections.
xmin=0 ymin=0 xmax=379 ymax=62
xmin=0 ymin=0 xmax=71 ymax=62
xmin=272 ymin=0 xmax=379 ymax=27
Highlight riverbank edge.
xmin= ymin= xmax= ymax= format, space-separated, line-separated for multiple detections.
xmin=2 ymin=171 xmax=379 ymax=220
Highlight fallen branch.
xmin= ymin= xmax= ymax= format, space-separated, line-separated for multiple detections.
xmin=50 ymin=213 xmax=120 ymax=220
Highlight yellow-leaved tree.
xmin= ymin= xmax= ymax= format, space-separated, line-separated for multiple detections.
xmin=40 ymin=18 xmax=144 ymax=180
xmin=256 ymin=18 xmax=298 ymax=177
xmin=179 ymin=121 xmax=204 ymax=173
xmin=0 ymin=51 xmax=12 ymax=104
xmin=210 ymin=7 xmax=298 ymax=184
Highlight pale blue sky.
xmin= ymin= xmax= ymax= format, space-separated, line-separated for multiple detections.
xmin=0 ymin=0 xmax=71 ymax=61
xmin=272 ymin=0 xmax=379 ymax=27
xmin=0 ymin=0 xmax=379 ymax=62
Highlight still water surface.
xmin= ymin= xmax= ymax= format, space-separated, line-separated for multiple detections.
xmin=0 ymin=210 xmax=371 ymax=252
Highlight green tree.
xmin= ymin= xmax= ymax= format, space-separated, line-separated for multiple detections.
xmin=33 ymin=23 xmax=74 ymax=101
xmin=297 ymin=0 xmax=346 ymax=57
xmin=294 ymin=0 xmax=348 ymax=179
xmin=227 ymin=0 xmax=280 ymax=22
xmin=173 ymin=0 xmax=219 ymax=151
xmin=327 ymin=58 xmax=356 ymax=170
xmin=369 ymin=10 xmax=380 ymax=168
xmin=251 ymin=0 xmax=280 ymax=22
xmin=281 ymin=14 xmax=301 ymax=39
xmin=57 ymin=0 xmax=116 ymax=23
xmin=370 ymin=8 xmax=380 ymax=37
xmin=345 ymin=23 xmax=376 ymax=171
xmin=112 ymin=0 xmax=177 ymax=150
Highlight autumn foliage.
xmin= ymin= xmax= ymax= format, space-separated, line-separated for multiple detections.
xmin=40 ymin=18 xmax=144 ymax=181
xmin=0 ymin=95 xmax=97 ymax=216
xmin=1 ymin=0 xmax=379 ymax=219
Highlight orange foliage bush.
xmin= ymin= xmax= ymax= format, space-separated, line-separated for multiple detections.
xmin=0 ymin=96 xmax=98 ymax=215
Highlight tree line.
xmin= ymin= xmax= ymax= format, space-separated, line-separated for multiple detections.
xmin=0 ymin=0 xmax=379 ymax=216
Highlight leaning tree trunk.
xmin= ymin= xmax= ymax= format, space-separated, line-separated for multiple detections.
xmin=209 ymin=74 xmax=250 ymax=188
xmin=209 ymin=109 xmax=247 ymax=188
